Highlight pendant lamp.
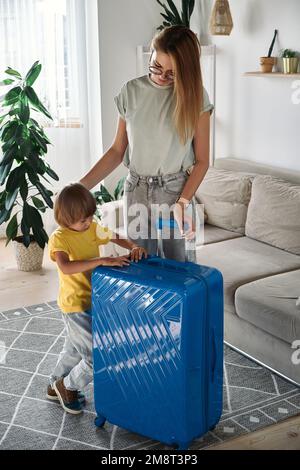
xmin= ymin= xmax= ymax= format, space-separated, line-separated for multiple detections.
xmin=210 ymin=0 xmax=233 ymax=36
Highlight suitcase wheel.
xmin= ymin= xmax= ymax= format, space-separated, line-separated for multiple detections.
xmin=94 ymin=415 xmax=106 ymax=428
xmin=176 ymin=442 xmax=190 ymax=451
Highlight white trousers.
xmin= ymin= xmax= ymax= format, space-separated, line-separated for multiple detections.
xmin=50 ymin=310 xmax=93 ymax=391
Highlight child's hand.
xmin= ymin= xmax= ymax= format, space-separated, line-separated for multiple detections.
xmin=99 ymin=255 xmax=131 ymax=267
xmin=130 ymin=245 xmax=148 ymax=262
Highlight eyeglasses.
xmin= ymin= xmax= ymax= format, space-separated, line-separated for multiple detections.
xmin=148 ymin=52 xmax=175 ymax=82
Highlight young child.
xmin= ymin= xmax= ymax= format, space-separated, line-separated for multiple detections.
xmin=47 ymin=182 xmax=147 ymax=414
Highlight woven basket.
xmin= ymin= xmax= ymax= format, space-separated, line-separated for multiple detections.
xmin=13 ymin=237 xmax=44 ymax=272
xmin=210 ymin=0 xmax=233 ymax=36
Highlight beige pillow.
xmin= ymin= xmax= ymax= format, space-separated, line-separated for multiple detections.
xmin=195 ymin=167 xmax=254 ymax=234
xmin=245 ymin=175 xmax=300 ymax=255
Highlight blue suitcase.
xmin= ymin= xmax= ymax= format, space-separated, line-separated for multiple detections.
xmin=91 ymin=255 xmax=223 ymax=450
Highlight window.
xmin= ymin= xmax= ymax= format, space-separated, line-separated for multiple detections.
xmin=0 ymin=0 xmax=83 ymax=126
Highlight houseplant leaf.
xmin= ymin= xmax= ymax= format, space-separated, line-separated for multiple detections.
xmin=24 ymin=86 xmax=53 ymax=121
xmin=6 ymin=213 xmax=18 ymax=245
xmin=25 ymin=61 xmax=42 ymax=87
xmin=5 ymin=188 xmax=19 ymax=211
xmin=114 ymin=176 xmax=126 ymax=200
xmin=5 ymin=67 xmax=21 ymax=79
xmin=166 ymin=0 xmax=182 ymax=24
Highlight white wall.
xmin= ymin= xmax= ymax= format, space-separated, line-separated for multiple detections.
xmin=208 ymin=0 xmax=300 ymax=170
xmin=98 ymin=0 xmax=300 ymax=194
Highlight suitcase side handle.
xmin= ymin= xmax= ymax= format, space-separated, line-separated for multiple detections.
xmin=211 ymin=327 xmax=217 ymax=383
xmin=145 ymin=256 xmax=192 ymax=274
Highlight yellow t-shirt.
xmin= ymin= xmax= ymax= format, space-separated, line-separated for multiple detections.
xmin=48 ymin=221 xmax=113 ymax=314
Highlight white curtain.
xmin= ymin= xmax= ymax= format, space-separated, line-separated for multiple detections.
xmin=0 ymin=0 xmax=102 ymax=235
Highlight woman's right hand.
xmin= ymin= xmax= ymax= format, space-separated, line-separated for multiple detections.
xmin=98 ymin=255 xmax=131 ymax=267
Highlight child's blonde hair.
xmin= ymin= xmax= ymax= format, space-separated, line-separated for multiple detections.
xmin=54 ymin=183 xmax=96 ymax=228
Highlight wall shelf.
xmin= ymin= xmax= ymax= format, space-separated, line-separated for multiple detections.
xmin=244 ymin=72 xmax=300 ymax=77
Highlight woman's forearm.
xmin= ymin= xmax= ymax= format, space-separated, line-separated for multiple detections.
xmin=79 ymin=147 xmax=123 ymax=190
xmin=180 ymin=160 xmax=209 ymax=201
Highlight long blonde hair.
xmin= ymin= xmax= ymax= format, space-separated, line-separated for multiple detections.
xmin=151 ymin=26 xmax=203 ymax=145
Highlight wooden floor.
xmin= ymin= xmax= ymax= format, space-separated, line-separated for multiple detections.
xmin=0 ymin=238 xmax=300 ymax=450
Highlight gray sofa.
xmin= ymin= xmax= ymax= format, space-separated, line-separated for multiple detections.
xmin=101 ymin=157 xmax=300 ymax=385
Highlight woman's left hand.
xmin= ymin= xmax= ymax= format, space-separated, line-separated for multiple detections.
xmin=130 ymin=245 xmax=148 ymax=262
xmin=174 ymin=202 xmax=196 ymax=241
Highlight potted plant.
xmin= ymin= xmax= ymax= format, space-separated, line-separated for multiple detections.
xmin=280 ymin=49 xmax=299 ymax=74
xmin=0 ymin=61 xmax=59 ymax=271
xmin=156 ymin=0 xmax=195 ymax=31
xmin=93 ymin=177 xmax=125 ymax=230
xmin=260 ymin=29 xmax=278 ymax=73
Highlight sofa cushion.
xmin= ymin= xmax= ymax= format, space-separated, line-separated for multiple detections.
xmin=245 ymin=175 xmax=300 ymax=255
xmin=195 ymin=167 xmax=254 ymax=234
xmin=235 ymin=270 xmax=300 ymax=344
xmin=201 ymin=224 xmax=243 ymax=245
xmin=196 ymin=237 xmax=300 ymax=316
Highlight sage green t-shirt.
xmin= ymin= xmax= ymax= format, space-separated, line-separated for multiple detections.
xmin=114 ymin=74 xmax=214 ymax=176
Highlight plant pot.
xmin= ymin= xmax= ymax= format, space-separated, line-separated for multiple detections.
xmin=283 ymin=57 xmax=299 ymax=74
xmin=260 ymin=57 xmax=277 ymax=73
xmin=13 ymin=237 xmax=44 ymax=272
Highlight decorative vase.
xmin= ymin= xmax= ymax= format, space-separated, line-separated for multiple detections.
xmin=283 ymin=57 xmax=299 ymax=74
xmin=13 ymin=237 xmax=44 ymax=272
xmin=260 ymin=57 xmax=277 ymax=73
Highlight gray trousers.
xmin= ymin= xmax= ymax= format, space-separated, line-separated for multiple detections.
xmin=50 ymin=310 xmax=93 ymax=391
xmin=124 ymin=169 xmax=198 ymax=263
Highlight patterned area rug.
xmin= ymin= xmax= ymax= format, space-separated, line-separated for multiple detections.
xmin=0 ymin=302 xmax=299 ymax=450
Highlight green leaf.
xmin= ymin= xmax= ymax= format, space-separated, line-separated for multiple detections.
xmin=20 ymin=216 xmax=31 ymax=247
xmin=19 ymin=95 xmax=30 ymax=124
xmin=166 ymin=0 xmax=182 ymax=23
xmin=0 ymin=113 xmax=8 ymax=125
xmin=6 ymin=213 xmax=18 ymax=243
xmin=32 ymin=226 xmax=47 ymax=248
xmin=24 ymin=86 xmax=53 ymax=121
xmin=188 ymin=0 xmax=195 ymax=18
xmin=30 ymin=128 xmax=48 ymax=153
xmin=32 ymin=196 xmax=46 ymax=213
xmin=1 ymin=145 xmax=18 ymax=166
xmin=25 ymin=61 xmax=42 ymax=87
xmin=4 ymin=86 xmax=22 ymax=103
xmin=0 ymin=161 xmax=13 ymax=185
xmin=96 ymin=184 xmax=114 ymax=203
xmin=156 ymin=0 xmax=177 ymax=22
xmin=36 ymin=181 xmax=53 ymax=209
xmin=19 ymin=177 xmax=28 ymax=201
xmin=114 ymin=176 xmax=126 ymax=200
xmin=5 ymin=67 xmax=21 ymax=79
xmin=0 ymin=79 xmax=15 ymax=86
xmin=1 ymin=121 xmax=18 ymax=142
xmin=182 ymin=0 xmax=189 ymax=25
xmin=0 ymin=208 xmax=12 ymax=225
xmin=45 ymin=166 xmax=59 ymax=181
xmin=28 ymin=204 xmax=43 ymax=228
xmin=5 ymin=188 xmax=19 ymax=211
xmin=5 ymin=165 xmax=26 ymax=193
xmin=32 ymin=225 xmax=48 ymax=248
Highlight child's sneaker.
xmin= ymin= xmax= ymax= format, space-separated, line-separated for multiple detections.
xmin=46 ymin=384 xmax=85 ymax=404
xmin=53 ymin=378 xmax=83 ymax=414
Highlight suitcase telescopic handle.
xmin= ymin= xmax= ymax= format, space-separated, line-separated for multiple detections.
xmin=156 ymin=218 xmax=189 ymax=231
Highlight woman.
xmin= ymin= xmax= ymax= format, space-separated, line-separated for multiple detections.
xmin=80 ymin=25 xmax=214 ymax=262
